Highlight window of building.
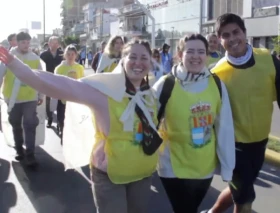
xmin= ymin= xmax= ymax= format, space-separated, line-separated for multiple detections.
xmin=253 ymin=37 xmax=260 ymax=47
xmin=227 ymin=0 xmax=232 ymax=13
xmin=265 ymin=37 xmax=273 ymax=50
xmin=208 ymin=0 xmax=214 ymax=20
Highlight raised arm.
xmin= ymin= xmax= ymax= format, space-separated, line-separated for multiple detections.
xmin=0 ymin=46 xmax=104 ymax=107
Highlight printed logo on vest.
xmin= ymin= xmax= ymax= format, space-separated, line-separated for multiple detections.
xmin=133 ymin=122 xmax=143 ymax=145
xmin=67 ymin=70 xmax=78 ymax=79
xmin=189 ymin=101 xmax=213 ymax=148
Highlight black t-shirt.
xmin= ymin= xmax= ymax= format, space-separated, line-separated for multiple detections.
xmin=40 ymin=49 xmax=64 ymax=73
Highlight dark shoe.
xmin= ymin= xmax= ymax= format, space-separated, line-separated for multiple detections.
xmin=56 ymin=125 xmax=60 ymax=133
xmin=46 ymin=119 xmax=52 ymax=128
xmin=15 ymin=147 xmax=24 ymax=161
xmin=15 ymin=148 xmax=25 ymax=161
xmin=25 ymin=153 xmax=37 ymax=167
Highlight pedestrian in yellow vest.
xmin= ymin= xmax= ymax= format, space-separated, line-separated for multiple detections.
xmin=206 ymin=33 xmax=223 ymax=69
xmin=54 ymin=44 xmax=84 ymax=142
xmin=153 ymin=34 xmax=235 ymax=213
xmin=96 ymin=35 xmax=124 ymax=73
xmin=0 ymin=32 xmax=44 ymax=166
xmin=202 ymin=13 xmax=280 ymax=213
xmin=0 ymin=39 xmax=162 ymax=213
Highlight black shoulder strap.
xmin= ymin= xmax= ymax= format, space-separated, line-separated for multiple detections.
xmin=157 ymin=71 xmax=176 ymax=126
xmin=212 ymin=73 xmax=222 ymax=99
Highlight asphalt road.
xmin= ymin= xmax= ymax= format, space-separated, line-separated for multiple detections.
xmin=1 ymin=126 xmax=280 ymax=213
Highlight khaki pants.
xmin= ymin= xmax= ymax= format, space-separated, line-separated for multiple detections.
xmin=91 ymin=168 xmax=152 ymax=213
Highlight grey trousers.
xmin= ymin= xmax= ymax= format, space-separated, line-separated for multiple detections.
xmin=91 ymin=168 xmax=152 ymax=213
xmin=8 ymin=101 xmax=39 ymax=155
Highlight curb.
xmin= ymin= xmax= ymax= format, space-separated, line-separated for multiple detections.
xmin=265 ymin=135 xmax=280 ymax=167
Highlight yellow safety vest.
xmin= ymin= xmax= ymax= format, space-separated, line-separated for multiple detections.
xmin=162 ymin=76 xmax=221 ymax=178
xmin=55 ymin=63 xmax=84 ymax=79
xmin=207 ymin=51 xmax=222 ymax=67
xmin=55 ymin=63 xmax=85 ymax=104
xmin=96 ymin=96 xmax=158 ymax=184
xmin=2 ymin=59 xmax=40 ymax=101
xmin=212 ymin=48 xmax=276 ymax=142
xmin=103 ymin=62 xmax=118 ymax=73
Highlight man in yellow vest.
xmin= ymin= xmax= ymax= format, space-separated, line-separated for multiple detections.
xmin=201 ymin=13 xmax=280 ymax=213
xmin=0 ymin=32 xmax=44 ymax=167
xmin=206 ymin=33 xmax=223 ymax=69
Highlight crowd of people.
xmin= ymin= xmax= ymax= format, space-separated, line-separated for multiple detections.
xmin=0 ymin=12 xmax=279 ymax=213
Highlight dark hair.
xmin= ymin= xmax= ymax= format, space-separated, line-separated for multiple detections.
xmin=152 ymin=48 xmax=160 ymax=56
xmin=101 ymin=41 xmax=107 ymax=46
xmin=177 ymin=33 xmax=209 ymax=55
xmin=7 ymin=33 xmax=16 ymax=41
xmin=215 ymin=13 xmax=246 ymax=36
xmin=16 ymin=32 xmax=31 ymax=42
xmin=122 ymin=39 xmax=152 ymax=57
xmin=65 ymin=44 xmax=77 ymax=54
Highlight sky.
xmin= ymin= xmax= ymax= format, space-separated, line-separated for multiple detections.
xmin=0 ymin=0 xmax=61 ymax=41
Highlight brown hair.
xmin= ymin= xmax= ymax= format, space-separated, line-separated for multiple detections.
xmin=177 ymin=33 xmax=209 ymax=55
xmin=122 ymin=39 xmax=152 ymax=57
xmin=104 ymin=35 xmax=124 ymax=58
xmin=63 ymin=44 xmax=78 ymax=59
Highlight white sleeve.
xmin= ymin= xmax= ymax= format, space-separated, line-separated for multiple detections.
xmin=152 ymin=76 xmax=166 ymax=110
xmin=214 ymin=81 xmax=236 ymax=182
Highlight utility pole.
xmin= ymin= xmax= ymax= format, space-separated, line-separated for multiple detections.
xmin=199 ymin=0 xmax=203 ymax=34
xmin=43 ymin=0 xmax=46 ymax=42
xmin=100 ymin=7 xmax=104 ymax=40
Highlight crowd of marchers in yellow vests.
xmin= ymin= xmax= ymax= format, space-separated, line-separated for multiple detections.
xmin=0 ymin=12 xmax=279 ymax=213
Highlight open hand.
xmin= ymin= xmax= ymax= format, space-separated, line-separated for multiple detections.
xmin=0 ymin=46 xmax=14 ymax=65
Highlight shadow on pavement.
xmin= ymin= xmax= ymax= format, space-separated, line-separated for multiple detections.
xmin=0 ymin=158 xmax=17 ymax=213
xmin=11 ymin=147 xmax=96 ymax=213
xmin=257 ymin=164 xmax=280 ymax=186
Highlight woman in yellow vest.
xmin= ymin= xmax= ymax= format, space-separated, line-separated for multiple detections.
xmin=206 ymin=33 xmax=223 ymax=69
xmin=153 ymin=34 xmax=235 ymax=213
xmin=0 ymin=39 xmax=161 ymax=213
xmin=54 ymin=44 xmax=84 ymax=142
xmin=96 ymin=35 xmax=124 ymax=73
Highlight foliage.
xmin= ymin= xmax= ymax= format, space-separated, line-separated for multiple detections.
xmin=271 ymin=36 xmax=280 ymax=53
xmin=63 ymin=36 xmax=80 ymax=50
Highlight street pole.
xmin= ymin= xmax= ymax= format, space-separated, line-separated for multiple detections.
xmin=43 ymin=0 xmax=46 ymax=42
xmin=171 ymin=27 xmax=174 ymax=55
xmin=199 ymin=0 xmax=203 ymax=34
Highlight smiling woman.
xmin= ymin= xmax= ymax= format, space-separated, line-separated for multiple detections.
xmin=153 ymin=33 xmax=235 ymax=213
xmin=0 ymin=38 xmax=162 ymax=213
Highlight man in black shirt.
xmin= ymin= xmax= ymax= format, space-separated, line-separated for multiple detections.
xmin=40 ymin=36 xmax=63 ymax=128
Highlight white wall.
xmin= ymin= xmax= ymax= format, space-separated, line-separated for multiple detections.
xmin=140 ymin=0 xmax=201 ymax=37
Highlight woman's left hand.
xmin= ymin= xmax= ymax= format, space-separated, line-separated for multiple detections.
xmin=0 ymin=46 xmax=14 ymax=65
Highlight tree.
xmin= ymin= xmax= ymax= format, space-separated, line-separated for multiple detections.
xmin=63 ymin=36 xmax=80 ymax=50
xmin=272 ymin=36 xmax=280 ymax=53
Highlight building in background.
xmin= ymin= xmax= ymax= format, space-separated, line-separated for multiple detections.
xmin=114 ymin=0 xmax=203 ymax=55
xmin=60 ymin=0 xmax=92 ymax=36
xmin=202 ymin=0 xmax=243 ymax=36
xmin=81 ymin=2 xmax=111 ymax=52
xmin=243 ymin=0 xmax=280 ymax=49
